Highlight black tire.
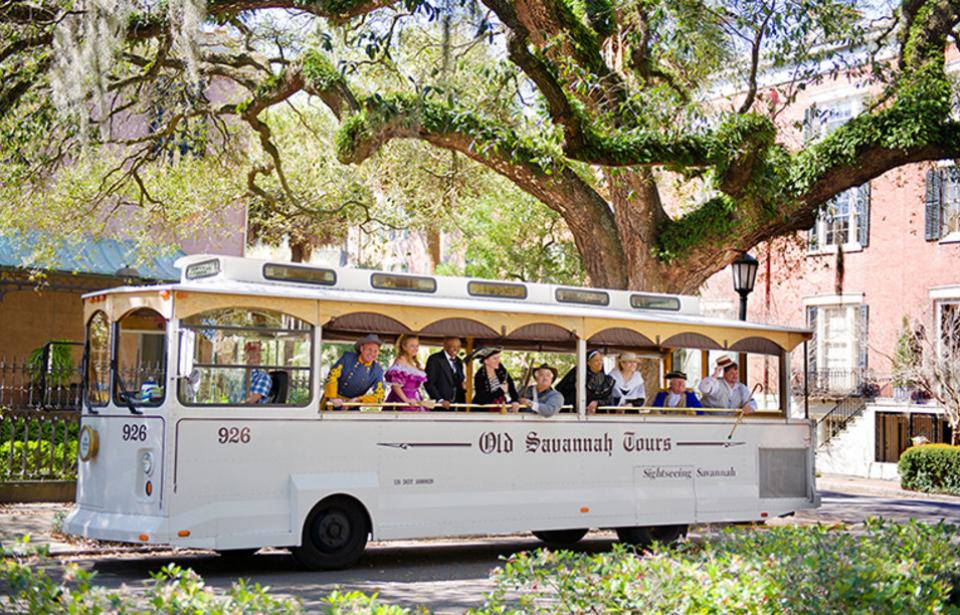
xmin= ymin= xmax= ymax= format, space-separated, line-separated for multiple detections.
xmin=217 ymin=548 xmax=258 ymax=559
xmin=616 ymin=524 xmax=687 ymax=548
xmin=532 ymin=529 xmax=588 ymax=545
xmin=291 ymin=496 xmax=369 ymax=570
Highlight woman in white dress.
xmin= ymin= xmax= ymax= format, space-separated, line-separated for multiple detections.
xmin=609 ymin=352 xmax=646 ymax=407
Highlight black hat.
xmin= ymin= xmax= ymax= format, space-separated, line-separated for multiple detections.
xmin=665 ymin=370 xmax=687 ymax=380
xmin=354 ymin=334 xmax=384 ymax=352
xmin=533 ymin=363 xmax=558 ymax=380
xmin=472 ymin=346 xmax=503 ymax=361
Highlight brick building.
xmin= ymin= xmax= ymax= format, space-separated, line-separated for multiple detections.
xmin=699 ymin=53 xmax=960 ymax=477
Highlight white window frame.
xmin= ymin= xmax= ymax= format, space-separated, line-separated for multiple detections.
xmin=808 ymin=188 xmax=864 ymax=254
xmin=806 ymin=95 xmax=862 ymax=142
xmin=937 ymin=163 xmax=960 ymax=242
xmin=803 ymin=294 xmax=865 ymax=390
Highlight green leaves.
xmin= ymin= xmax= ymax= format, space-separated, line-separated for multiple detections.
xmin=899 ymin=444 xmax=960 ymax=495
xmin=476 ymin=521 xmax=960 ymax=613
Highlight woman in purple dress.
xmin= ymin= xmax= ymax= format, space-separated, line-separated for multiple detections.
xmin=385 ymin=335 xmax=435 ymax=411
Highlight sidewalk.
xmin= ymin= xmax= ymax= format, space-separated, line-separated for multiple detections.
xmin=817 ymin=473 xmax=960 ymax=503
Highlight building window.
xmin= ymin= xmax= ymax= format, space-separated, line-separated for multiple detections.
xmin=803 ymin=98 xmax=860 ymax=142
xmin=806 ymin=301 xmax=868 ymax=394
xmin=938 ymin=301 xmax=960 ymax=355
xmin=925 ymin=166 xmax=960 ymax=241
xmin=808 ymin=184 xmax=870 ymax=252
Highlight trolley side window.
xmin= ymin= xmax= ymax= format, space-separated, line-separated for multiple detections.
xmin=85 ymin=311 xmax=111 ymax=407
xmin=178 ymin=308 xmax=313 ymax=406
xmin=114 ymin=308 xmax=167 ymax=407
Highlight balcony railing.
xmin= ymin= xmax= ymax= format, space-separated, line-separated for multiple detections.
xmin=792 ymin=368 xmax=891 ymax=398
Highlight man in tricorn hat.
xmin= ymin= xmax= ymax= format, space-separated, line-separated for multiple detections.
xmin=652 ymin=371 xmax=702 ymax=409
xmin=322 ymin=333 xmax=385 ymax=410
xmin=519 ymin=363 xmax=564 ymax=418
xmin=698 ymin=356 xmax=757 ymax=412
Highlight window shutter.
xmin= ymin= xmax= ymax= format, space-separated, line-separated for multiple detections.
xmin=806 ymin=306 xmax=818 ymax=378
xmin=857 ymin=304 xmax=869 ymax=371
xmin=803 ymin=106 xmax=817 ymax=143
xmin=856 ymin=183 xmax=870 ymax=247
xmin=925 ymin=168 xmax=942 ymax=241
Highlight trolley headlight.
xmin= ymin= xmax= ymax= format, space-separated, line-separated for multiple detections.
xmin=141 ymin=451 xmax=154 ymax=476
xmin=78 ymin=426 xmax=99 ymax=462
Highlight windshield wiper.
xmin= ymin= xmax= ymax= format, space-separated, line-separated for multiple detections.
xmin=112 ymin=361 xmax=143 ymax=415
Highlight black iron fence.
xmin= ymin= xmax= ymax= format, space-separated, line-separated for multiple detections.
xmin=1 ymin=343 xmax=83 ymax=482
xmin=1 ymin=409 xmax=79 ymax=480
xmin=0 ymin=343 xmax=84 ymax=410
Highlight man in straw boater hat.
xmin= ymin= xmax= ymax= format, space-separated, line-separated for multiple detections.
xmin=651 ymin=370 xmax=702 ymax=409
xmin=519 ymin=363 xmax=564 ymax=418
xmin=698 ymin=356 xmax=757 ymax=413
xmin=322 ymin=333 xmax=386 ymax=410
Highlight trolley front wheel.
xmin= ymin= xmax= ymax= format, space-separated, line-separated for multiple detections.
xmin=292 ymin=496 xmax=369 ymax=570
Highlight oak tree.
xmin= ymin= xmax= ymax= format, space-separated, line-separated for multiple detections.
xmin=2 ymin=0 xmax=960 ymax=291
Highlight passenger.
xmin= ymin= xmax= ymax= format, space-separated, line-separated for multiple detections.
xmin=471 ymin=347 xmax=520 ymax=412
xmin=698 ymin=357 xmax=757 ymax=413
xmin=385 ymin=335 xmax=435 ymax=411
xmin=519 ymin=363 xmax=564 ymax=418
xmin=609 ymin=352 xmax=646 ymax=407
xmin=651 ymin=371 xmax=702 ymax=409
xmin=424 ymin=336 xmax=466 ymax=409
xmin=244 ymin=340 xmax=272 ymax=404
xmin=557 ymin=349 xmax=616 ymax=414
xmin=323 ymin=334 xmax=386 ymax=410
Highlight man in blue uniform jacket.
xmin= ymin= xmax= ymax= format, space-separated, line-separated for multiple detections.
xmin=651 ymin=371 xmax=702 ymax=409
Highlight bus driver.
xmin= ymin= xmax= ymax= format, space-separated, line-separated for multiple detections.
xmin=244 ymin=341 xmax=272 ymax=404
xmin=323 ymin=334 xmax=386 ymax=410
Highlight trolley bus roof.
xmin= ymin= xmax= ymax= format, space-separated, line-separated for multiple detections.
xmin=82 ymin=255 xmax=812 ymax=354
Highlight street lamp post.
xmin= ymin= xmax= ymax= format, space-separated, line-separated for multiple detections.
xmin=731 ymin=252 xmax=759 ymax=322
xmin=732 ymin=252 xmax=759 ymax=385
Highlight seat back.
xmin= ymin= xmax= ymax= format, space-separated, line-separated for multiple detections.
xmin=268 ymin=370 xmax=289 ymax=404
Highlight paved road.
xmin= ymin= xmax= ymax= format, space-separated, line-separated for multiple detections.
xmin=39 ymin=488 xmax=960 ymax=613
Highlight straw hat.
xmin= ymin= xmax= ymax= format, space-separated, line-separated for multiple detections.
xmin=716 ymin=356 xmax=738 ymax=372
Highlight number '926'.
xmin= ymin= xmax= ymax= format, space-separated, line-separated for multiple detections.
xmin=218 ymin=427 xmax=251 ymax=444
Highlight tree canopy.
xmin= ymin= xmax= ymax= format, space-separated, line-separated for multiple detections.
xmin=2 ymin=0 xmax=960 ymax=291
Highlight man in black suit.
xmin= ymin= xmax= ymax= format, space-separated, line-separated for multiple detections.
xmin=425 ymin=337 xmax=466 ymax=409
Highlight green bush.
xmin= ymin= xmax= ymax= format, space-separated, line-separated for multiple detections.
xmin=1 ymin=536 xmax=409 ymax=614
xmin=899 ymin=444 xmax=960 ymax=495
xmin=475 ymin=519 xmax=960 ymax=614
xmin=0 ymin=439 xmax=77 ymax=479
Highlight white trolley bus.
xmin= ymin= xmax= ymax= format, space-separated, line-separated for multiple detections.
xmin=65 ymin=255 xmax=817 ymax=569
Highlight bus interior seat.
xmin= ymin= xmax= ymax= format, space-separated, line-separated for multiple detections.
xmin=268 ymin=370 xmax=289 ymax=404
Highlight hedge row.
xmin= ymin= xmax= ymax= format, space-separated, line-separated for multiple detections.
xmin=480 ymin=519 xmax=960 ymax=614
xmin=899 ymin=444 xmax=960 ymax=495
xmin=4 ymin=520 xmax=960 ymax=613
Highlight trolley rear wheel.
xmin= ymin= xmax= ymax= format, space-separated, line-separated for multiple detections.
xmin=616 ymin=524 xmax=687 ymax=548
xmin=292 ymin=496 xmax=369 ymax=570
xmin=532 ymin=529 xmax=588 ymax=545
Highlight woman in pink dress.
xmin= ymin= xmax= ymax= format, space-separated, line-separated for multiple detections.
xmin=385 ymin=335 xmax=435 ymax=411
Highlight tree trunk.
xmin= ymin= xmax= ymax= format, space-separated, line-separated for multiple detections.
xmin=426 ymin=229 xmax=441 ymax=273
xmin=290 ymin=240 xmax=312 ymax=263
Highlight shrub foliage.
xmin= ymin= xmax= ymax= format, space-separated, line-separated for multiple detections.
xmin=899 ymin=444 xmax=960 ymax=495
xmin=4 ymin=521 xmax=960 ymax=613
xmin=477 ymin=520 xmax=960 ymax=614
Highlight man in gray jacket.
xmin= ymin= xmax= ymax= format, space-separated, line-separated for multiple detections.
xmin=519 ymin=364 xmax=565 ymax=417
